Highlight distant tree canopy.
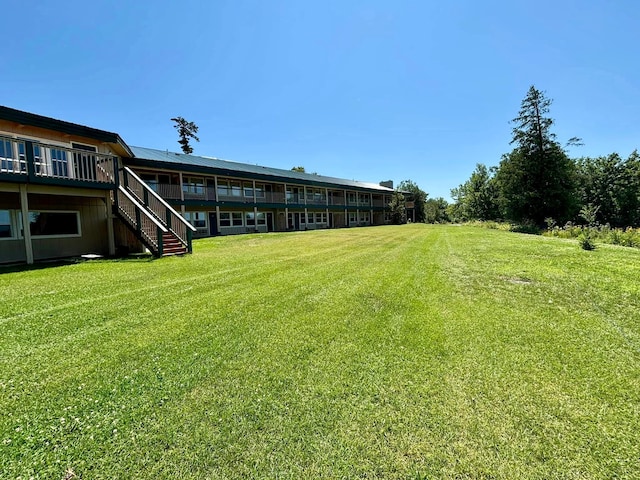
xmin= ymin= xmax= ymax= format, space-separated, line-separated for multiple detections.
xmin=424 ymin=197 xmax=449 ymax=223
xmin=397 ymin=180 xmax=428 ymax=222
xmin=450 ymin=164 xmax=499 ymax=222
xmin=449 ymin=86 xmax=640 ymax=228
xmin=291 ymin=166 xmax=319 ymax=175
xmin=388 ymin=190 xmax=406 ymax=225
xmin=171 ymin=117 xmax=199 ymax=155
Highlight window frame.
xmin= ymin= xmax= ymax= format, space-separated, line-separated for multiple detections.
xmin=23 ymin=210 xmax=82 ymax=238
xmin=0 ymin=209 xmax=17 ymax=240
xmin=184 ymin=211 xmax=207 ymax=229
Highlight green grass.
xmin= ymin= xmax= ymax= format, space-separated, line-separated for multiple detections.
xmin=1 ymin=225 xmax=639 ymax=479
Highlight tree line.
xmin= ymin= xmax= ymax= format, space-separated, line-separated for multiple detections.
xmin=450 ymin=86 xmax=640 ymax=228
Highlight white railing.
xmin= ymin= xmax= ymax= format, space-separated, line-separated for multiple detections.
xmin=121 ymin=167 xmax=195 ymax=248
xmin=0 ymin=137 xmax=27 ymax=174
xmin=0 ymin=136 xmax=116 ymax=183
xmin=116 ymin=186 xmax=167 ymax=252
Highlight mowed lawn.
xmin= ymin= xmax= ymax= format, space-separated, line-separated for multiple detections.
xmin=1 ymin=225 xmax=639 ymax=479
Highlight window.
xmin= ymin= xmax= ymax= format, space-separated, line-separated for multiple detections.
xmin=28 ymin=211 xmax=80 ymax=237
xmin=359 ymin=212 xmax=370 ymax=223
xmin=50 ymin=148 xmax=69 ymax=177
xmin=32 ymin=144 xmax=45 ymax=174
xmin=300 ymin=212 xmax=306 ymax=224
xmin=231 ymin=182 xmax=242 ymax=197
xmin=232 ymin=212 xmax=243 ymax=226
xmin=217 ymin=180 xmax=231 ymax=197
xmin=184 ymin=211 xmax=206 ymax=229
xmin=245 ymin=212 xmax=255 ymax=226
xmin=315 ymin=212 xmax=327 ymax=224
xmin=256 ymin=212 xmax=266 ymax=225
xmin=140 ymin=173 xmax=159 ymax=192
xmin=0 ymin=210 xmax=14 ymax=238
xmin=220 ymin=211 xmax=244 ymax=227
xmin=182 ymin=177 xmax=204 ymax=195
xmin=349 ymin=212 xmax=357 ymax=223
xmin=243 ymin=182 xmax=254 ymax=198
xmin=255 ymin=184 xmax=265 ymax=198
xmin=348 ymin=192 xmax=357 ymax=205
xmin=0 ymin=139 xmax=21 ymax=173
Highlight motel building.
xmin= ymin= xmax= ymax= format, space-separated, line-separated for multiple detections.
xmin=0 ymin=106 xmax=413 ymax=265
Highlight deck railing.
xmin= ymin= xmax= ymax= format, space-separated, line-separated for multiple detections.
xmin=0 ymin=137 xmax=27 ymax=174
xmin=0 ymin=136 xmax=116 ymax=184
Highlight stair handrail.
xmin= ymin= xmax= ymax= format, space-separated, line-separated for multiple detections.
xmin=122 ymin=166 xmax=196 ymax=232
xmin=118 ymin=185 xmax=168 ymax=233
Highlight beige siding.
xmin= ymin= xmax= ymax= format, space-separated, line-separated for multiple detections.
xmin=0 ymin=121 xmax=113 ymax=155
xmin=27 ymin=194 xmax=110 ymax=261
xmin=0 ymin=190 xmax=25 ymax=263
xmin=0 ymin=189 xmax=113 ymax=264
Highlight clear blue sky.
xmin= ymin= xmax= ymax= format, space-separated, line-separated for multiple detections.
xmin=4 ymin=0 xmax=639 ymax=200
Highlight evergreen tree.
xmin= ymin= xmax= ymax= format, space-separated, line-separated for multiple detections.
xmin=496 ymin=86 xmax=577 ymax=225
xmin=171 ymin=117 xmax=200 ymax=154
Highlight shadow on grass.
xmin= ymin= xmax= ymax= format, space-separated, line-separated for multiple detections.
xmin=0 ymin=253 xmax=157 ymax=274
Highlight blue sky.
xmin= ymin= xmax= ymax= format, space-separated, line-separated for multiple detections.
xmin=4 ymin=0 xmax=639 ymax=199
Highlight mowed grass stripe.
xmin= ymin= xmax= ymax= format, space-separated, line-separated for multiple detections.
xmin=1 ymin=225 xmax=638 ymax=479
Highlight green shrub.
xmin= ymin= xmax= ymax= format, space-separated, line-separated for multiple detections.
xmin=578 ymin=233 xmax=596 ymax=250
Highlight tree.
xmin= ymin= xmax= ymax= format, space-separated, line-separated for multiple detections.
xmin=495 ymin=86 xmax=577 ymax=225
xmin=388 ymin=190 xmax=406 ymax=224
xmin=575 ymin=150 xmax=640 ymax=227
xmin=450 ymin=164 xmax=500 ymax=221
xmin=171 ymin=117 xmax=200 ymax=154
xmin=291 ymin=166 xmax=319 ymax=175
xmin=424 ymin=197 xmax=449 ymax=223
xmin=397 ymin=180 xmax=428 ymax=222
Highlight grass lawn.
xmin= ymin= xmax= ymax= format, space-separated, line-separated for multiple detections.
xmin=1 ymin=224 xmax=639 ymax=479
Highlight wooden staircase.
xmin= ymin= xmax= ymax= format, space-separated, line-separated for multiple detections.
xmin=162 ymin=231 xmax=188 ymax=256
xmin=114 ymin=166 xmax=196 ymax=257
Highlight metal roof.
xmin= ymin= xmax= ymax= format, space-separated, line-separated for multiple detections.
xmin=129 ymin=146 xmax=395 ymax=193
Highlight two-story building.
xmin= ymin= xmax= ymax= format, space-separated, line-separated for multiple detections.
xmin=1 ymin=106 xmax=410 ymax=265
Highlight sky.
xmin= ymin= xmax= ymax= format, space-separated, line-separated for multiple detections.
xmin=3 ymin=0 xmax=639 ymax=200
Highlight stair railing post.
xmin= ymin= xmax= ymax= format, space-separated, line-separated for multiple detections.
xmin=135 ymin=207 xmax=141 ymax=235
xmin=166 ymin=208 xmax=172 ymax=229
xmin=157 ymin=226 xmax=164 ymax=256
xmin=187 ymin=229 xmax=193 ymax=253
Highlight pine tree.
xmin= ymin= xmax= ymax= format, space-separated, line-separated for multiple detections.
xmin=496 ymin=86 xmax=577 ymax=224
xmin=171 ymin=117 xmax=200 ymax=154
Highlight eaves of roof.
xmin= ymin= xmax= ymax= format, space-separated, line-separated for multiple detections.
xmin=0 ymin=106 xmax=134 ymax=157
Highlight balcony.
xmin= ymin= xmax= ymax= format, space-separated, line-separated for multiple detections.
xmin=0 ymin=136 xmax=116 ymax=186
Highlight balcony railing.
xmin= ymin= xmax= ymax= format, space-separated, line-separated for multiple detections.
xmin=0 ymin=136 xmax=116 ymax=184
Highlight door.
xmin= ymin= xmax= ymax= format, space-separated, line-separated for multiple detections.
xmin=266 ymin=212 xmax=274 ymax=232
xmin=71 ymin=143 xmax=97 ymax=181
xmin=208 ymin=212 xmax=218 ymax=236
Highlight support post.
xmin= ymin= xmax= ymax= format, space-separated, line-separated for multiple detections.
xmin=19 ymin=184 xmax=34 ymax=265
xmin=105 ymin=190 xmax=116 ymax=256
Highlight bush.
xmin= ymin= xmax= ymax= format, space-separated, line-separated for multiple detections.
xmin=578 ymin=233 xmax=596 ymax=251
